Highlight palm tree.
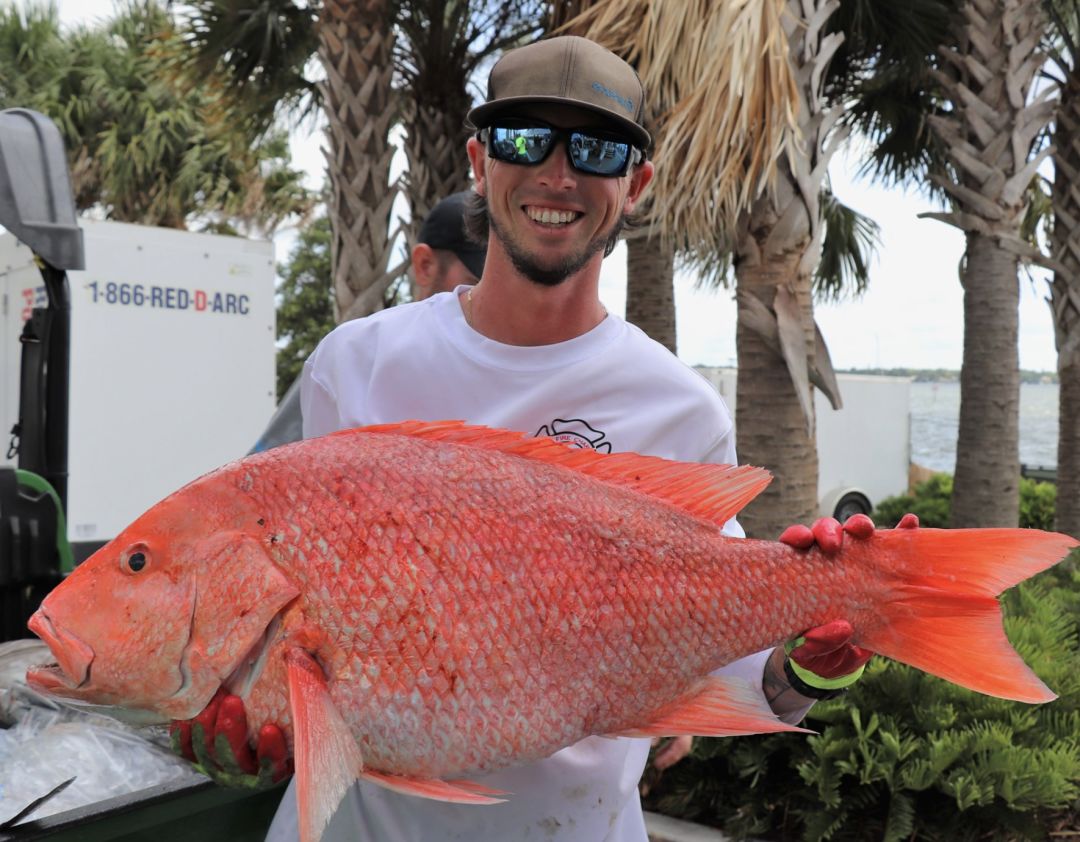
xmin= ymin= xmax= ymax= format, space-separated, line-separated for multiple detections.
xmin=318 ymin=0 xmax=402 ymax=320
xmin=557 ymin=0 xmax=872 ymax=536
xmin=183 ymin=0 xmax=543 ymax=319
xmin=182 ymin=0 xmax=401 ymax=320
xmin=1043 ymin=0 xmax=1080 ymax=536
xmin=924 ymin=0 xmax=1054 ymax=527
xmin=0 ymin=1 xmax=312 ymax=231
xmin=625 ymin=231 xmax=677 ymax=352
xmin=724 ymin=0 xmax=849 ymax=537
xmin=553 ymin=0 xmax=801 ymax=366
xmin=395 ymin=1 xmax=544 ymax=276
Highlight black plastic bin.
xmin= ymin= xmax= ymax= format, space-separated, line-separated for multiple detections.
xmin=0 ymin=779 xmax=284 ymax=841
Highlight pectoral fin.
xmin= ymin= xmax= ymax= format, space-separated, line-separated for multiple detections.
xmin=285 ymin=647 xmax=364 ymax=842
xmin=610 ymin=675 xmax=810 ymax=738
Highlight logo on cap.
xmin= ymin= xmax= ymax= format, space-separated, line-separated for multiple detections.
xmin=591 ymin=81 xmax=634 ymax=114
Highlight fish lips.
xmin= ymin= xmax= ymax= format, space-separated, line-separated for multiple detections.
xmin=25 ymin=610 xmax=95 ymax=694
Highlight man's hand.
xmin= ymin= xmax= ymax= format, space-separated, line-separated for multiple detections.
xmin=651 ymin=735 xmax=692 ymax=771
xmin=169 ymin=689 xmax=291 ymax=789
xmin=775 ymin=513 xmax=920 ymax=699
xmin=779 ymin=513 xmax=874 ymax=553
xmin=786 ymin=619 xmax=871 ymax=696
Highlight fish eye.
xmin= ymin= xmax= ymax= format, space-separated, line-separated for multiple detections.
xmin=122 ymin=546 xmax=151 ymax=574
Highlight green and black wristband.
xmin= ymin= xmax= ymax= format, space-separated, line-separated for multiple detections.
xmin=783 ymin=637 xmax=867 ymax=700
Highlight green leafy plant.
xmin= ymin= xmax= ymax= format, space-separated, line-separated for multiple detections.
xmin=873 ymin=473 xmax=954 ymax=528
xmin=873 ymin=474 xmax=1057 ymax=530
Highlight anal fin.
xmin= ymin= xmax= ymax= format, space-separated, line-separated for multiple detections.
xmin=286 ymin=647 xmax=365 ymax=842
xmin=361 ymin=769 xmax=508 ymax=804
xmin=611 ymin=675 xmax=811 ymax=738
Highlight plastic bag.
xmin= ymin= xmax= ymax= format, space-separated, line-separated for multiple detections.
xmin=0 ymin=639 xmax=206 ymax=826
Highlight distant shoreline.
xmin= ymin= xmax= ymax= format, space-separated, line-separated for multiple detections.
xmin=842 ymin=368 xmax=1059 ymax=385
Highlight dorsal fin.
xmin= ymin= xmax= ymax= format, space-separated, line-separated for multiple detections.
xmin=340 ymin=420 xmax=771 ymax=527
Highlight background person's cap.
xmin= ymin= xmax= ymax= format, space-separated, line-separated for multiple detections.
xmin=418 ymin=191 xmax=486 ymax=279
xmin=466 ymin=36 xmax=650 ymax=151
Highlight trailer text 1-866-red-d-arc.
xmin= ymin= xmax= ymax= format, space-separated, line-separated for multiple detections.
xmin=81 ymin=281 xmax=251 ymax=314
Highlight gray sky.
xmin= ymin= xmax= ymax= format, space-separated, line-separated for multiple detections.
xmin=54 ymin=0 xmax=1059 ymax=372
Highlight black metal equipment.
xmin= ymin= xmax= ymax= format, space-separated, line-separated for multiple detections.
xmin=0 ymin=108 xmax=83 ymax=642
xmin=0 ymin=468 xmax=62 ymax=641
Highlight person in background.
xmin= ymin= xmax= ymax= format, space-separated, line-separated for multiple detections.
xmin=411 ymin=191 xmax=486 ymax=300
xmin=249 ymin=192 xmax=488 ymax=453
xmin=174 ymin=34 xmax=874 ymax=842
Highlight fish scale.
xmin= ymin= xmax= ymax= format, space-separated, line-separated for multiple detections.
xmin=25 ymin=421 xmax=1078 ymax=842
xmin=261 ymin=440 xmax=682 ymax=777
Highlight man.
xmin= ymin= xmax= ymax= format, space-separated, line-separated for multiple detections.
xmin=180 ymin=35 xmax=871 ymax=842
xmin=411 ymin=191 xmax=486 ymax=300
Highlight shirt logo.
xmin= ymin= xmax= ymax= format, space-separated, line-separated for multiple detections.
xmin=536 ymin=418 xmax=612 ymax=453
xmin=591 ymin=81 xmax=634 ymax=114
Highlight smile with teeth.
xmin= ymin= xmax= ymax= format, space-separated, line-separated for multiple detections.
xmin=525 ymin=206 xmax=580 ymax=226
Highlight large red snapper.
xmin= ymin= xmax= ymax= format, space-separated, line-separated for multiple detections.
xmin=24 ymin=422 xmax=1077 ymax=842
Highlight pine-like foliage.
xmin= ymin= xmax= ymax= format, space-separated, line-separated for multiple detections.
xmin=0 ymin=0 xmax=312 ymax=232
xmin=276 ymin=215 xmax=334 ymax=399
xmin=643 ymin=566 xmax=1080 ymax=841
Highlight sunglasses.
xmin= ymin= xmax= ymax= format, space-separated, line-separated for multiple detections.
xmin=478 ymin=120 xmax=644 ymax=177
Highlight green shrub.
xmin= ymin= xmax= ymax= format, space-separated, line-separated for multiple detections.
xmin=1019 ymin=479 xmax=1057 ymax=531
xmin=872 ymin=474 xmax=1057 ymax=530
xmin=873 ymin=473 xmax=953 ymax=528
xmin=642 ymin=559 xmax=1080 ymax=841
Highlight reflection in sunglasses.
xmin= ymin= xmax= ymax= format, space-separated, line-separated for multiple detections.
xmin=481 ymin=122 xmax=641 ymax=177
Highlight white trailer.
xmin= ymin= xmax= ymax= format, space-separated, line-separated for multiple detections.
xmin=696 ymin=366 xmax=911 ymax=519
xmin=1 ymin=218 xmax=276 ymax=557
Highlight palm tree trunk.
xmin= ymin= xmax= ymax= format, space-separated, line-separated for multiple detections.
xmin=924 ymin=0 xmax=1051 ymax=527
xmin=951 ymin=233 xmax=1021 ymax=526
xmin=735 ymin=245 xmax=819 ymax=538
xmin=318 ymin=0 xmax=403 ymax=322
xmin=729 ymin=0 xmax=843 ymax=539
xmin=1051 ymin=68 xmax=1080 ymax=537
xmin=402 ymin=98 xmax=472 ymax=258
xmin=625 ymin=232 xmax=676 ymax=354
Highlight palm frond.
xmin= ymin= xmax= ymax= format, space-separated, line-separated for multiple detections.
xmin=814 ymin=187 xmax=880 ymax=301
xmin=556 ymin=0 xmax=801 ymax=253
xmin=1023 ymin=173 xmax=1053 ymax=253
xmin=1043 ymin=0 xmax=1080 ymax=69
xmin=827 ymin=0 xmax=959 ymax=195
xmin=178 ymin=0 xmax=320 ymax=131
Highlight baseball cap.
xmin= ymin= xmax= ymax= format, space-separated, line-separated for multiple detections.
xmin=418 ymin=191 xmax=487 ymax=279
xmin=467 ymin=36 xmax=650 ymax=151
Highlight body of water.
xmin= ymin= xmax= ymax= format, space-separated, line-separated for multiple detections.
xmin=910 ymin=381 xmax=1059 ymax=474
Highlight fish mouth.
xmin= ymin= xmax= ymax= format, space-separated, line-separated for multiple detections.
xmin=25 ymin=609 xmax=95 ymax=693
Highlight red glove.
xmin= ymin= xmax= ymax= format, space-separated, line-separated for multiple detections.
xmin=778 ymin=513 xmax=875 ymax=553
xmin=778 ymin=512 xmax=920 ymax=551
xmin=776 ymin=513 xmax=919 ymax=697
xmin=170 ymin=689 xmax=291 ymax=788
xmin=788 ymin=619 xmax=872 ymax=679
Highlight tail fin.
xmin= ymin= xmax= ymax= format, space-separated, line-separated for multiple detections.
xmin=857 ymin=528 xmax=1077 ymax=704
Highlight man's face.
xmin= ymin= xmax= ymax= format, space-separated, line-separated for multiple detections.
xmin=467 ymin=104 xmax=653 ymax=287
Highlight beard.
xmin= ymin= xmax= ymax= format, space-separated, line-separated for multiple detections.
xmin=487 ymin=203 xmax=627 ymax=287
